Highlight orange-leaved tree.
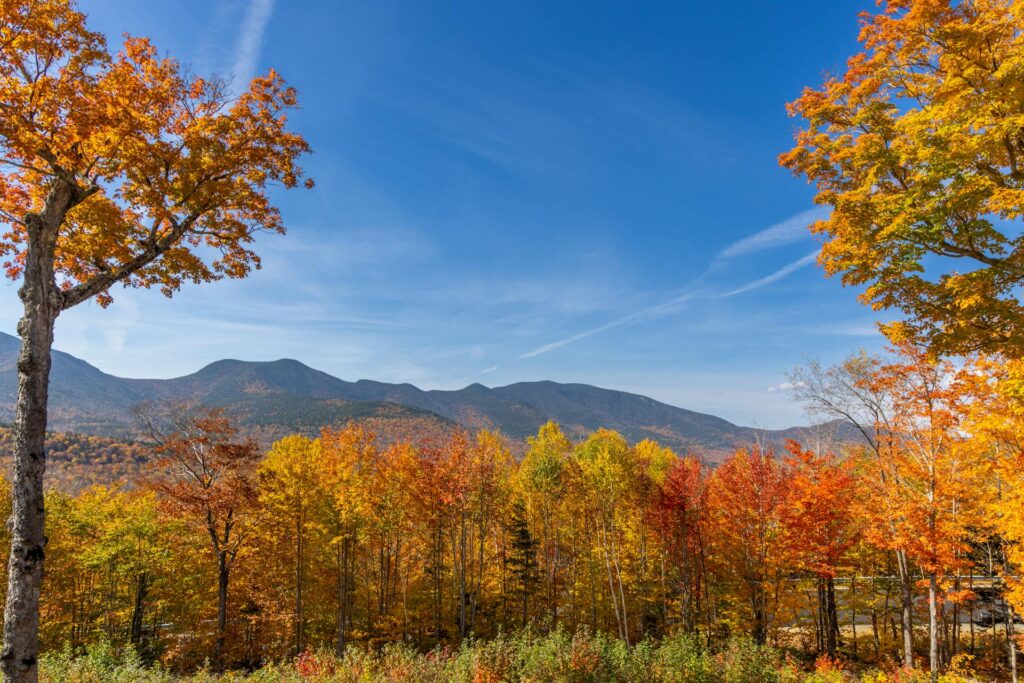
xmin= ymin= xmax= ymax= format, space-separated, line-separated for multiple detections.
xmin=781 ymin=441 xmax=859 ymax=659
xmin=780 ymin=0 xmax=1024 ymax=357
xmin=143 ymin=407 xmax=260 ymax=670
xmin=706 ymin=446 xmax=790 ymax=645
xmin=862 ymin=346 xmax=987 ymax=679
xmin=960 ymin=356 xmax=1024 ymax=637
xmin=0 ymin=1 xmax=310 ymax=678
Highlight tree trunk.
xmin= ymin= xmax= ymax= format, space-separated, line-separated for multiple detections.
xmin=824 ymin=575 xmax=839 ymax=658
xmin=897 ymin=549 xmax=914 ymax=668
xmin=215 ymin=553 xmax=230 ymax=669
xmin=752 ymin=581 xmax=767 ymax=645
xmin=521 ymin=572 xmax=528 ymax=628
xmin=336 ymin=537 xmax=349 ymax=659
xmin=470 ymin=518 xmax=484 ymax=634
xmin=969 ymin=572 xmax=975 ymax=654
xmin=2 ymin=184 xmax=72 ymax=683
xmin=928 ymin=571 xmax=938 ymax=682
xmin=850 ymin=574 xmax=858 ymax=657
xmin=130 ymin=572 xmax=149 ymax=650
xmin=816 ymin=578 xmax=826 ymax=653
xmin=871 ymin=608 xmax=880 ymax=659
xmin=1007 ymin=603 xmax=1019 ymax=683
xmin=294 ymin=513 xmax=304 ymax=655
xmin=458 ymin=516 xmax=467 ymax=638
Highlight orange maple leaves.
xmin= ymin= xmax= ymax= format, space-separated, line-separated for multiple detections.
xmin=0 ymin=0 xmax=312 ymax=307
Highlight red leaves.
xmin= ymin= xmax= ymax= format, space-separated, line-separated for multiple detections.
xmin=146 ymin=407 xmax=259 ymax=555
xmin=781 ymin=442 xmax=859 ymax=579
xmin=648 ymin=456 xmax=706 ymax=561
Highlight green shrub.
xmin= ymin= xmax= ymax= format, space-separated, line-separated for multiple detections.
xmin=40 ymin=641 xmax=174 ymax=683
xmin=651 ymin=632 xmax=718 ymax=683
xmin=37 ymin=630 xmax=966 ymax=683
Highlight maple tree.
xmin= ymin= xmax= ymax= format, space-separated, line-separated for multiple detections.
xmin=781 ymin=441 xmax=859 ymax=658
xmin=705 ymin=447 xmax=790 ymax=646
xmin=0 ymin=2 xmax=311 ymax=678
xmin=865 ymin=347 xmax=988 ymax=678
xmin=959 ymin=355 xmax=1024 ymax=678
xmin=39 ymin=486 xmax=173 ymax=658
xmin=142 ymin=407 xmax=260 ymax=669
xmin=647 ymin=454 xmax=708 ymax=635
xmin=518 ymin=421 xmax=574 ymax=624
xmin=792 ymin=352 xmax=919 ymax=667
xmin=793 ymin=346 xmax=1000 ymax=677
xmin=256 ymin=435 xmax=323 ymax=655
xmin=316 ymin=425 xmax=378 ymax=656
xmin=780 ymin=0 xmax=1024 ymax=357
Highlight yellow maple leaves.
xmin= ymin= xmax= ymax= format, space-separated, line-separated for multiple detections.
xmin=781 ymin=0 xmax=1024 ymax=357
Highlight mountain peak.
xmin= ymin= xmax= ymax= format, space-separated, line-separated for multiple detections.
xmin=0 ymin=341 xmax=833 ymax=460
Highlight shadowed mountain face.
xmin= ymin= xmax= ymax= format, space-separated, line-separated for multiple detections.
xmin=0 ymin=332 xmax=841 ymax=459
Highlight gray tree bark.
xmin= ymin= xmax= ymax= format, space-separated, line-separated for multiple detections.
xmin=130 ymin=572 xmax=149 ymax=651
xmin=335 ymin=537 xmax=349 ymax=658
xmin=897 ymin=549 xmax=914 ymax=669
xmin=928 ymin=572 xmax=939 ymax=682
xmin=1 ymin=180 xmax=78 ymax=683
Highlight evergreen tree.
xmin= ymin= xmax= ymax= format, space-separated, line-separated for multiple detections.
xmin=507 ymin=499 xmax=538 ymax=627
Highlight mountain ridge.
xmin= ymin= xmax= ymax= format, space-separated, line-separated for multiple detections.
xmin=0 ymin=332 xmax=841 ymax=459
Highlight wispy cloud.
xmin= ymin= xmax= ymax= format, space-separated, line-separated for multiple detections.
xmin=520 ymin=317 xmax=639 ymax=359
xmin=718 ymin=207 xmax=828 ymax=260
xmin=516 ymin=208 xmax=825 ymax=360
xmin=767 ymin=380 xmax=806 ymax=393
xmin=519 ymin=320 xmax=620 ymax=359
xmin=480 ymin=365 xmax=499 ymax=374
xmin=518 ymin=290 xmax=699 ymax=359
xmin=231 ymin=0 xmax=275 ymax=95
xmin=723 ymin=251 xmax=820 ymax=297
xmin=802 ymin=321 xmax=881 ymax=337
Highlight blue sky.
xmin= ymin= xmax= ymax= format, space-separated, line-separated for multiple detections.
xmin=0 ymin=0 xmax=891 ymax=428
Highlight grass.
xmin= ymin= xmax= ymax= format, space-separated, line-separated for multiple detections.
xmin=38 ymin=630 xmax=980 ymax=683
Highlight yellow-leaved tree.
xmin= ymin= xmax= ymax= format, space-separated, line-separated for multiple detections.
xmin=257 ymin=435 xmax=324 ymax=656
xmin=0 ymin=1 xmax=311 ymax=679
xmin=780 ymin=0 xmax=1024 ymax=357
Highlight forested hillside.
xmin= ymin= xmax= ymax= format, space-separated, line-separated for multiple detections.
xmin=0 ymin=427 xmax=148 ymax=491
xmin=0 ymin=332 xmax=845 ymax=461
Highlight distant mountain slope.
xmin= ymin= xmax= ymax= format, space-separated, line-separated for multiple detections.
xmin=0 ymin=332 xmax=841 ymax=459
xmin=492 ymin=381 xmax=749 ymax=450
xmin=123 ymin=358 xmax=357 ymax=404
xmin=0 ymin=333 xmax=144 ymax=432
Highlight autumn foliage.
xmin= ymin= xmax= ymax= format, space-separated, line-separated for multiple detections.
xmin=0 ymin=341 xmax=1017 ymax=681
xmin=0 ymin=0 xmax=312 ymax=303
xmin=0 ymin=1 xmax=313 ymax=678
xmin=780 ymin=0 xmax=1024 ymax=357
xmin=5 ymin=0 xmax=1024 ymax=681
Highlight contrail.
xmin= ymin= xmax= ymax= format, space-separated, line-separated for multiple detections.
xmin=231 ymin=0 xmax=275 ymax=95
xmin=510 ymin=208 xmax=826 ymax=363
xmin=723 ymin=251 xmax=819 ymax=297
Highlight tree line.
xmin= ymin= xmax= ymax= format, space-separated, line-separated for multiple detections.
xmin=0 ymin=344 xmax=1018 ymax=678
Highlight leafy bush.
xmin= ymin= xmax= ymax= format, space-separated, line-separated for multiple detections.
xmin=40 ymin=641 xmax=174 ymax=683
xmin=38 ymin=631 xmax=972 ymax=683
